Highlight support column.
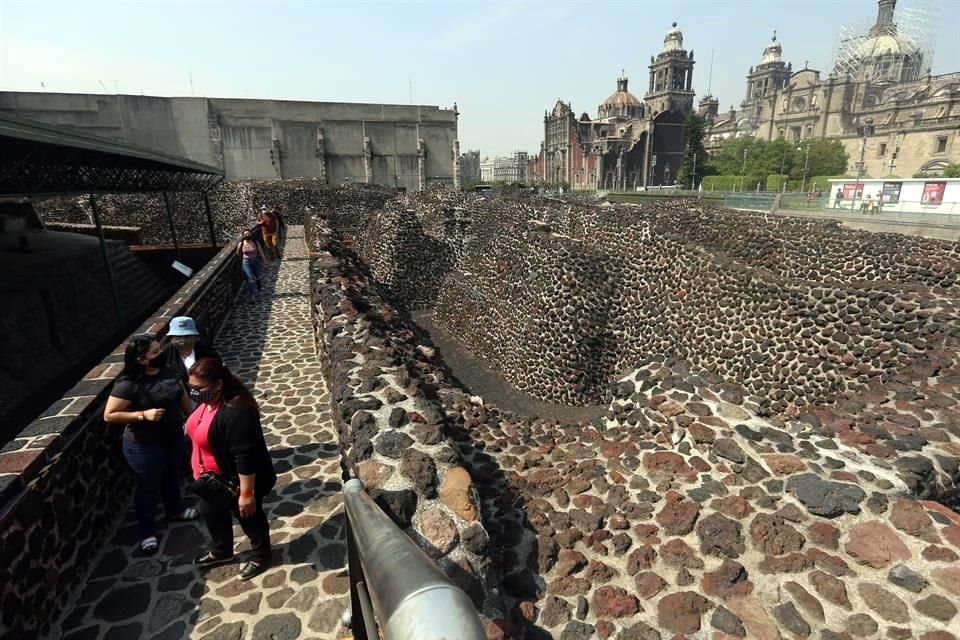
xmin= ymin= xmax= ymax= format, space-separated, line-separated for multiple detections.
xmin=315 ymin=127 xmax=327 ymax=185
xmin=203 ymin=194 xmax=217 ymax=248
xmin=162 ymin=191 xmax=181 ymax=261
xmin=417 ymin=138 xmax=426 ymax=191
xmin=270 ymin=135 xmax=283 ymax=179
xmin=89 ymin=193 xmax=124 ymax=329
xmin=616 ymin=150 xmax=624 ymax=191
xmin=363 ymin=136 xmax=373 ymax=184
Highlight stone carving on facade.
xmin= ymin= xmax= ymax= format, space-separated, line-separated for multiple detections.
xmin=452 ymin=140 xmax=460 ymax=191
xmin=207 ymin=111 xmax=224 ymax=170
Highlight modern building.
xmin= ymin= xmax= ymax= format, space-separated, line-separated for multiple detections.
xmin=0 ymin=93 xmax=461 ymax=191
xmin=493 ymin=152 xmax=529 ymax=183
xmin=702 ymin=0 xmax=959 ymax=177
xmin=532 ymin=23 xmax=696 ymax=190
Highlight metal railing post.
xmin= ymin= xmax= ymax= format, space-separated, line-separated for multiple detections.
xmin=341 ymin=479 xmax=486 ymax=640
xmin=89 ymin=193 xmax=125 ymax=330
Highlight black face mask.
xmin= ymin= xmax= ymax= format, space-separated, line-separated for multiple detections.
xmin=189 ymin=387 xmax=217 ymax=404
xmin=146 ymin=355 xmax=165 ymax=369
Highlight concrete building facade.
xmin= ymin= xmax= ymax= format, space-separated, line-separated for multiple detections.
xmin=0 ymin=92 xmax=460 ymax=191
xmin=459 ymin=150 xmax=481 ymax=185
xmin=702 ymin=0 xmax=960 ymax=178
xmin=532 ymin=23 xmax=695 ymax=190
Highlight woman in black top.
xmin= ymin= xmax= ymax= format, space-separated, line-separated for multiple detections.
xmin=103 ymin=334 xmax=198 ymax=555
xmin=185 ymin=357 xmax=277 ymax=580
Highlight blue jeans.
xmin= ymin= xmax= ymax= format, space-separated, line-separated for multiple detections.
xmin=122 ymin=436 xmax=185 ymax=538
xmin=241 ymin=257 xmax=261 ymax=296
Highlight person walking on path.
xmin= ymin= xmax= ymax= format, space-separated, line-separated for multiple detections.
xmin=271 ymin=205 xmax=286 ymax=257
xmin=256 ymin=205 xmax=280 ymax=260
xmin=237 ymin=230 xmax=269 ymax=301
xmin=161 ymin=316 xmax=221 ymax=386
xmin=186 ymin=357 xmax=277 ymax=580
xmin=104 ymin=334 xmax=198 ymax=555
xmin=834 ymin=190 xmax=843 ymax=209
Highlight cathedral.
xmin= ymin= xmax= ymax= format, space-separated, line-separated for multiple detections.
xmin=702 ymin=0 xmax=959 ymax=178
xmin=530 ymin=23 xmax=696 ymax=190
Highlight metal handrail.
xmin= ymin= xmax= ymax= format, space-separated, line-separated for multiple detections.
xmin=342 ymin=479 xmax=486 ymax=640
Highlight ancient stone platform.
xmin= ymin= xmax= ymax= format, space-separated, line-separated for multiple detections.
xmin=51 ymin=228 xmax=351 ymax=640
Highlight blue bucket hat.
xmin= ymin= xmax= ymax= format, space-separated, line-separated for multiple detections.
xmin=167 ymin=316 xmax=199 ymax=337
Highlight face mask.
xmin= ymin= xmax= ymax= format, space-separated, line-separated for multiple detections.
xmin=146 ymin=355 xmax=165 ymax=368
xmin=189 ymin=387 xmax=217 ymax=404
xmin=171 ymin=337 xmax=196 ymax=350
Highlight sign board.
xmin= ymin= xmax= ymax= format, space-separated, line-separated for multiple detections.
xmin=881 ymin=181 xmax=902 ymax=204
xmin=921 ymin=181 xmax=946 ymax=205
xmin=172 ymin=261 xmax=194 ymax=277
xmin=842 ymin=183 xmax=863 ymax=200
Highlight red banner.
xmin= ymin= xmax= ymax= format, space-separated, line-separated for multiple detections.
xmin=921 ymin=182 xmax=946 ymax=205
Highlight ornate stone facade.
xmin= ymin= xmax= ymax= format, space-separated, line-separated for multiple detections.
xmin=703 ymin=0 xmax=960 ymax=177
xmin=534 ymin=24 xmax=696 ymax=190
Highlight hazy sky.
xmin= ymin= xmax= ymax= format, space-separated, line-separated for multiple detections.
xmin=1 ymin=0 xmax=957 ymax=157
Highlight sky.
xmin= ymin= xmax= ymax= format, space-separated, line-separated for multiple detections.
xmin=1 ymin=0 xmax=958 ymax=157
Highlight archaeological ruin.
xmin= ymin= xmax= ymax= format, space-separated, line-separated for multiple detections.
xmin=3 ymin=179 xmax=959 ymax=639
xmin=306 ymin=185 xmax=960 ymax=638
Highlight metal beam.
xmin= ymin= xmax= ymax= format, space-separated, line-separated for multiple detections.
xmin=89 ymin=193 xmax=125 ymax=330
xmin=203 ymin=194 xmax=218 ymax=248
xmin=162 ymin=191 xmax=181 ymax=259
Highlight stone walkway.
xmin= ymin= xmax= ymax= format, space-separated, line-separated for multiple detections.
xmin=52 ymin=227 xmax=351 ymax=640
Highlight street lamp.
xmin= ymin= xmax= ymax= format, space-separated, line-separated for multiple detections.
xmin=800 ymin=143 xmax=810 ymax=193
xmin=739 ymin=147 xmax=748 ymax=192
xmin=855 ymin=119 xmax=874 ymax=208
xmin=779 ymin=147 xmax=789 ymax=192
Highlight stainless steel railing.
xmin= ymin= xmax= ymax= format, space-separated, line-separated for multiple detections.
xmin=342 ymin=479 xmax=486 ymax=640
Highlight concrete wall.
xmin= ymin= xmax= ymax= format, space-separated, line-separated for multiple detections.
xmin=0 ymin=92 xmax=458 ymax=192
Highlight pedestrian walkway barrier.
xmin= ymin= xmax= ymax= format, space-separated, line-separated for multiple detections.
xmin=342 ymin=479 xmax=486 ymax=640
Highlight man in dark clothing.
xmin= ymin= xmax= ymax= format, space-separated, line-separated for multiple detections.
xmin=161 ymin=316 xmax=221 ymax=387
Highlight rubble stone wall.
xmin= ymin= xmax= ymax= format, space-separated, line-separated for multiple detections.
xmin=430 ymin=200 xmax=960 ymax=410
xmin=35 ymin=181 xmax=398 ymax=247
xmin=0 ymin=240 xmax=243 ymax=639
xmin=307 ymin=218 xmax=502 ymax=621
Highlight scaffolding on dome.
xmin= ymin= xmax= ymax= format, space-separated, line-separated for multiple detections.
xmin=830 ymin=0 xmax=938 ymax=83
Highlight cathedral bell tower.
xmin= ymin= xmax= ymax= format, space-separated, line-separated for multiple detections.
xmin=645 ymin=22 xmax=695 ymax=116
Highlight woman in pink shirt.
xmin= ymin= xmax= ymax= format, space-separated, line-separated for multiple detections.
xmin=185 ymin=357 xmax=277 ymax=581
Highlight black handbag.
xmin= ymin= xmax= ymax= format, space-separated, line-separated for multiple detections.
xmin=191 ymin=435 xmax=238 ymax=509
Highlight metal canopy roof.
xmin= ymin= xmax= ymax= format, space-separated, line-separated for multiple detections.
xmin=0 ymin=114 xmax=225 ymax=197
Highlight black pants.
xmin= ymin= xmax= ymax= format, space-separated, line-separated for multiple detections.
xmin=199 ymin=494 xmax=271 ymax=563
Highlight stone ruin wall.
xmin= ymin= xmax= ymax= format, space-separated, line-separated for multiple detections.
xmin=303 ymin=188 xmax=960 ymax=639
xmin=32 ymin=180 xmax=397 ymax=246
xmin=306 ymin=217 xmax=504 ymax=623
xmin=428 ymin=200 xmax=960 ymax=413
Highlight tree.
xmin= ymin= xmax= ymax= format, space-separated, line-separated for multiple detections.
xmin=942 ymin=164 xmax=960 ymax=178
xmin=791 ymin=139 xmax=848 ymax=180
xmin=676 ymin=113 xmax=708 ymax=189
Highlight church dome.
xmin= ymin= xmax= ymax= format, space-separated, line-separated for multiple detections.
xmin=662 ymin=22 xmax=684 ymax=53
xmin=602 ymin=78 xmax=641 ymax=109
xmin=854 ymin=33 xmax=915 ymax=58
xmin=761 ymin=32 xmax=782 ymax=64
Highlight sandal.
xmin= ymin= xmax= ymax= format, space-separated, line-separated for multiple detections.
xmin=170 ymin=507 xmax=199 ymax=522
xmin=140 ymin=536 xmax=159 ymax=555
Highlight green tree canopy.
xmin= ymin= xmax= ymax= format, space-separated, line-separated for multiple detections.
xmin=707 ymin=136 xmax=849 ymax=181
xmin=676 ymin=113 xmax=709 ymax=189
xmin=942 ymin=164 xmax=960 ymax=178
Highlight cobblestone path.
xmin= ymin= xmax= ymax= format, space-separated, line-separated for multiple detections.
xmin=53 ymin=227 xmax=351 ymax=640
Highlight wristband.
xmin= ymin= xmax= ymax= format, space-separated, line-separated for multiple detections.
xmin=138 ymin=411 xmax=145 ymax=422
xmin=240 ymin=490 xmax=254 ymax=498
